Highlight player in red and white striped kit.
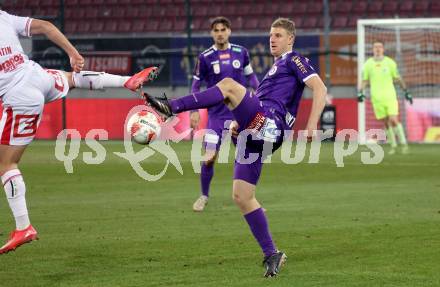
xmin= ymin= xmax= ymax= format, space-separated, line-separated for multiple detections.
xmin=0 ymin=10 xmax=158 ymax=254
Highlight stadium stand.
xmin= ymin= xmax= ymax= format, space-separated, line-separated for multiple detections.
xmin=1 ymin=0 xmax=440 ymax=33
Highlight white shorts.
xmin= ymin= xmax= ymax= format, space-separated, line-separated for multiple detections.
xmin=0 ymin=62 xmax=69 ymax=145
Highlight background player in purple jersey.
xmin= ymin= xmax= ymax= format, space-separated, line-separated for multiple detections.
xmin=144 ymin=18 xmax=327 ymax=277
xmin=191 ymin=16 xmax=259 ymax=212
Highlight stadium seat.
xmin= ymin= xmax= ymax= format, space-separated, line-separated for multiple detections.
xmin=307 ymin=1 xmax=323 ymax=15
xmin=65 ymin=0 xmax=79 ymax=6
xmin=223 ymin=5 xmax=237 ymax=17
xmin=333 ymin=1 xmax=352 ymax=14
xmin=191 ymin=17 xmax=205 ymax=31
xmin=290 ymin=3 xmax=306 ymax=16
xmin=137 ymin=6 xmax=153 ymax=17
xmin=347 ymin=16 xmax=359 ymax=28
xmin=65 ymin=21 xmax=78 ymax=34
xmin=332 ymin=16 xmax=348 ymax=29
xmin=258 ymin=17 xmax=275 ymax=30
xmin=431 ymin=2 xmax=440 ymax=14
xmin=79 ymin=0 xmax=92 ymax=5
xmin=77 ymin=21 xmax=91 ymax=33
xmin=263 ymin=3 xmax=279 ymax=16
xmin=248 ymin=3 xmax=264 ymax=16
xmin=130 ymin=0 xmax=156 ymax=4
xmin=104 ymin=21 xmax=117 ymax=33
xmin=145 ymin=19 xmax=159 ymax=32
xmin=206 ymin=6 xmax=221 ymax=16
xmin=174 ymin=18 xmax=186 ymax=32
xmin=112 ymin=7 xmax=126 ymax=18
xmin=301 ymin=16 xmax=318 ymax=30
xmin=85 ymin=8 xmax=99 ymax=19
xmin=18 ymin=8 xmax=33 ymax=17
xmin=399 ymin=0 xmax=414 ymax=13
xmin=158 ymin=20 xmax=173 ymax=32
xmin=64 ymin=9 xmax=74 ymax=20
xmin=383 ymin=1 xmax=399 ymax=14
xmin=90 ymin=20 xmax=104 ymax=33
xmin=243 ymin=18 xmax=258 ymax=30
xmin=118 ymin=21 xmax=132 ymax=33
xmin=151 ymin=6 xmax=166 ymax=17
xmin=192 ymin=6 xmax=207 ymax=17
xmin=414 ymin=0 xmax=429 ymax=13
xmin=352 ymin=1 xmax=367 ymax=17
xmin=40 ymin=0 xmax=56 ymax=7
xmin=126 ymin=7 xmax=140 ymax=18
xmin=367 ymin=1 xmax=383 ymax=15
xmin=233 ymin=16 xmax=244 ymax=30
xmin=131 ymin=19 xmax=146 ymax=32
xmin=71 ymin=8 xmax=86 ymax=19
xmin=166 ymin=4 xmax=181 ymax=17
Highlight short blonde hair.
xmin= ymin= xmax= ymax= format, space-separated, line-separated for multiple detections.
xmin=271 ymin=18 xmax=296 ymax=36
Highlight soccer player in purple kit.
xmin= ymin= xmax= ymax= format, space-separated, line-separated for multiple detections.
xmin=144 ymin=18 xmax=327 ymax=277
xmin=190 ymin=16 xmax=259 ymax=212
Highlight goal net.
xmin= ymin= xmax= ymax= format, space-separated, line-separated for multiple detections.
xmin=357 ymin=18 xmax=440 ymax=143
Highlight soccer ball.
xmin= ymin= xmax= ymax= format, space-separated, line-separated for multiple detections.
xmin=126 ymin=110 xmax=162 ymax=145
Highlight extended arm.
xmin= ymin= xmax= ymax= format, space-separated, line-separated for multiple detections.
xmin=394 ymin=77 xmax=413 ymax=104
xmin=30 ymin=19 xmax=84 ymax=72
xmin=246 ymin=73 xmax=259 ymax=92
xmin=357 ymin=80 xmax=369 ymax=102
xmin=305 ymin=76 xmax=327 ymax=139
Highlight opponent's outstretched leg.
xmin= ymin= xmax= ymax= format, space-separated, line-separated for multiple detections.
xmin=0 ymin=145 xmax=38 ymax=254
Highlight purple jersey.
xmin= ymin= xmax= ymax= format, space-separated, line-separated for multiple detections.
xmin=194 ymin=43 xmax=253 ymax=119
xmin=256 ymin=50 xmax=317 ymax=128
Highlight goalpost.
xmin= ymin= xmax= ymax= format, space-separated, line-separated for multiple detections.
xmin=357 ymin=18 xmax=440 ymax=144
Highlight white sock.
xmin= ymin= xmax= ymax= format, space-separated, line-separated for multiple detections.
xmin=1 ymin=169 xmax=30 ymax=230
xmin=72 ymin=71 xmax=130 ymax=90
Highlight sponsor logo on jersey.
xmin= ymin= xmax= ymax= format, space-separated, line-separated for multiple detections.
xmin=0 ymin=54 xmax=25 ymax=73
xmin=247 ymin=112 xmax=266 ymax=131
xmin=232 ymin=47 xmax=242 ymax=53
xmin=292 ymin=56 xmax=307 ymax=74
xmin=232 ymin=59 xmax=241 ymax=69
xmin=221 ymin=60 xmax=230 ymax=65
xmin=219 ymin=53 xmax=230 ymax=60
xmin=0 ymin=46 xmax=12 ymax=57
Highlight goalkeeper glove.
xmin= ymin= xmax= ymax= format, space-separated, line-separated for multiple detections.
xmin=357 ymin=91 xmax=365 ymax=103
xmin=404 ymin=90 xmax=413 ymax=105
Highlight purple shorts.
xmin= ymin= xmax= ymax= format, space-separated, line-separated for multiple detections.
xmin=231 ymin=91 xmax=284 ymax=185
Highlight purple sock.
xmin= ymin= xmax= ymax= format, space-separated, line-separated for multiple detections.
xmin=170 ymin=86 xmax=224 ymax=113
xmin=200 ymin=163 xmax=214 ymax=197
xmin=244 ymin=208 xmax=277 ymax=257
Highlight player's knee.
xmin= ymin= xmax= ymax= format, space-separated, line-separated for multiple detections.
xmin=217 ymin=78 xmax=240 ymax=97
xmin=204 ymin=158 xmax=215 ymax=167
xmin=203 ymin=152 xmax=218 ymax=166
xmin=232 ymin=189 xmax=242 ymax=205
xmin=0 ymin=157 xmax=17 ymax=175
xmin=232 ymin=189 xmax=251 ymax=206
xmin=64 ymin=72 xmax=74 ymax=88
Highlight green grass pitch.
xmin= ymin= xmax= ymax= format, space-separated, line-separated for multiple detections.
xmin=0 ymin=141 xmax=439 ymax=287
